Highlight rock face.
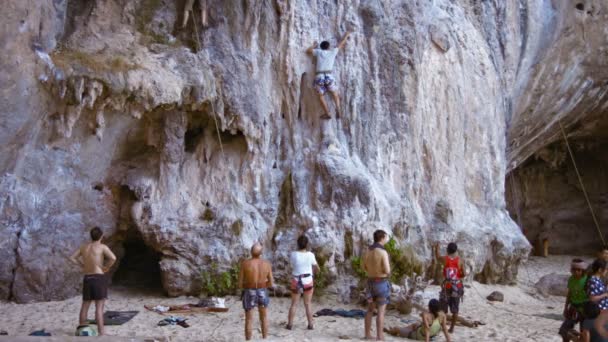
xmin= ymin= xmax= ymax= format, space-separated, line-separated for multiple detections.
xmin=8 ymin=0 xmax=595 ymax=302
xmin=505 ymin=0 xmax=608 ymax=255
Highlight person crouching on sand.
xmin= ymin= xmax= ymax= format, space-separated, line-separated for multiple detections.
xmin=238 ymin=242 xmax=274 ymax=340
xmin=385 ymin=299 xmax=452 ymax=342
xmin=69 ymin=227 xmax=116 ymax=336
xmin=363 ymin=229 xmax=391 ymax=341
xmin=286 ymin=235 xmax=319 ymax=330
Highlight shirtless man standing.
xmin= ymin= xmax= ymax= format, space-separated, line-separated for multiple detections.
xmin=363 ymin=230 xmax=391 ymax=341
xmin=238 ymin=242 xmax=274 ymax=340
xmin=69 ymin=227 xmax=116 ymax=336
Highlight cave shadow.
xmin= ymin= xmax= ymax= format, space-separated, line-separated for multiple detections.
xmin=112 ymin=228 xmax=164 ymax=296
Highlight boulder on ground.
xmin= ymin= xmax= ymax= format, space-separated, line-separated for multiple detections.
xmin=534 ymin=273 xmax=569 ymax=297
xmin=487 ymin=291 xmax=504 ymax=302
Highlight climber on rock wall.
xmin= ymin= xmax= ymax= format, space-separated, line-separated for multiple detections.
xmin=306 ymin=31 xmax=351 ymax=120
xmin=181 ymin=0 xmax=207 ymax=29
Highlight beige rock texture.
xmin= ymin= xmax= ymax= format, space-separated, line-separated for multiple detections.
xmin=7 ymin=0 xmax=604 ymax=303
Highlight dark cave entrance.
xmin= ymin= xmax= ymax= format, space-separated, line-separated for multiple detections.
xmin=112 ymin=185 xmax=163 ymax=291
xmin=112 ymin=228 xmax=163 ymax=291
xmin=506 ymin=123 xmax=608 ymax=256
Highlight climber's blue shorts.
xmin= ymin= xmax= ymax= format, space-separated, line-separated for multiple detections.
xmin=314 ymin=73 xmax=338 ymax=95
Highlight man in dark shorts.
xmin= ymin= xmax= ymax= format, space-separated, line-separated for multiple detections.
xmin=363 ymin=229 xmax=391 ymax=340
xmin=435 ymin=242 xmax=466 ymax=333
xmin=238 ymin=242 xmax=274 ymax=340
xmin=70 ymin=227 xmax=116 ymax=336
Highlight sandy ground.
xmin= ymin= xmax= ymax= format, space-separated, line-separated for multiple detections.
xmin=0 ymin=255 xmax=590 ymax=341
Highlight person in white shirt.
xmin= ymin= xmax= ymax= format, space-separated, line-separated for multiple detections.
xmin=306 ymin=31 xmax=352 ymax=120
xmin=286 ymin=235 xmax=319 ymax=330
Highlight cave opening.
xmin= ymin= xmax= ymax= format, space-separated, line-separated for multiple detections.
xmin=112 ymin=228 xmax=163 ymax=291
xmin=112 ymin=185 xmax=163 ymax=292
xmin=184 ymin=111 xmax=207 ymax=153
xmin=506 ymin=121 xmax=608 ymax=256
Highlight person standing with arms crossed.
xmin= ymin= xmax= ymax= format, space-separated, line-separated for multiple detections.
xmin=69 ymin=227 xmax=116 ymax=336
xmin=363 ymin=229 xmax=391 ymax=341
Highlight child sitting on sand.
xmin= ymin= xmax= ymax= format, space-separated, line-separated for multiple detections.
xmin=385 ymin=299 xmax=452 ymax=342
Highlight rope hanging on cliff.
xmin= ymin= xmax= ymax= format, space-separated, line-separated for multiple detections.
xmin=191 ymin=8 xmax=225 ymax=158
xmin=191 ymin=6 xmax=202 ymax=52
xmin=209 ymin=100 xmax=225 ymax=157
xmin=558 ymin=119 xmax=606 ymax=247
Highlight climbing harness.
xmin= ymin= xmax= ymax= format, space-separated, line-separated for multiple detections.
xmin=558 ymin=119 xmax=606 ymax=247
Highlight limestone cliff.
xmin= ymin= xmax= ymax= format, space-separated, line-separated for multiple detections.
xmin=505 ymin=0 xmax=608 ymax=255
xmin=2 ymin=0 xmax=582 ymax=302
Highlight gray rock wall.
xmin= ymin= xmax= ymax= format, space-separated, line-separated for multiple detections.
xmin=6 ymin=0 xmax=594 ymax=302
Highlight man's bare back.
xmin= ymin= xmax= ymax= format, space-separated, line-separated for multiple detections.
xmin=240 ymin=258 xmax=273 ymax=289
xmin=72 ymin=242 xmax=116 ymax=275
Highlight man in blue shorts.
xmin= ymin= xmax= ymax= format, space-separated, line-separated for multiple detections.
xmin=363 ymin=229 xmax=391 ymax=340
xmin=238 ymin=243 xmax=274 ymax=340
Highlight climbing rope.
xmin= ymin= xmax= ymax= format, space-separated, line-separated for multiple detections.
xmin=209 ymin=100 xmax=225 ymax=158
xmin=191 ymin=6 xmax=202 ymax=52
xmin=558 ymin=119 xmax=606 ymax=247
xmin=191 ymin=8 xmax=225 ymax=158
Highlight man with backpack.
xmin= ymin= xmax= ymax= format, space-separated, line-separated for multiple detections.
xmin=434 ymin=242 xmax=466 ymax=333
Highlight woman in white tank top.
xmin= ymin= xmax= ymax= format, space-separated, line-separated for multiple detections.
xmin=286 ymin=235 xmax=319 ymax=330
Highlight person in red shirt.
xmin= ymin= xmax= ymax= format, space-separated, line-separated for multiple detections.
xmin=434 ymin=242 xmax=466 ymax=333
